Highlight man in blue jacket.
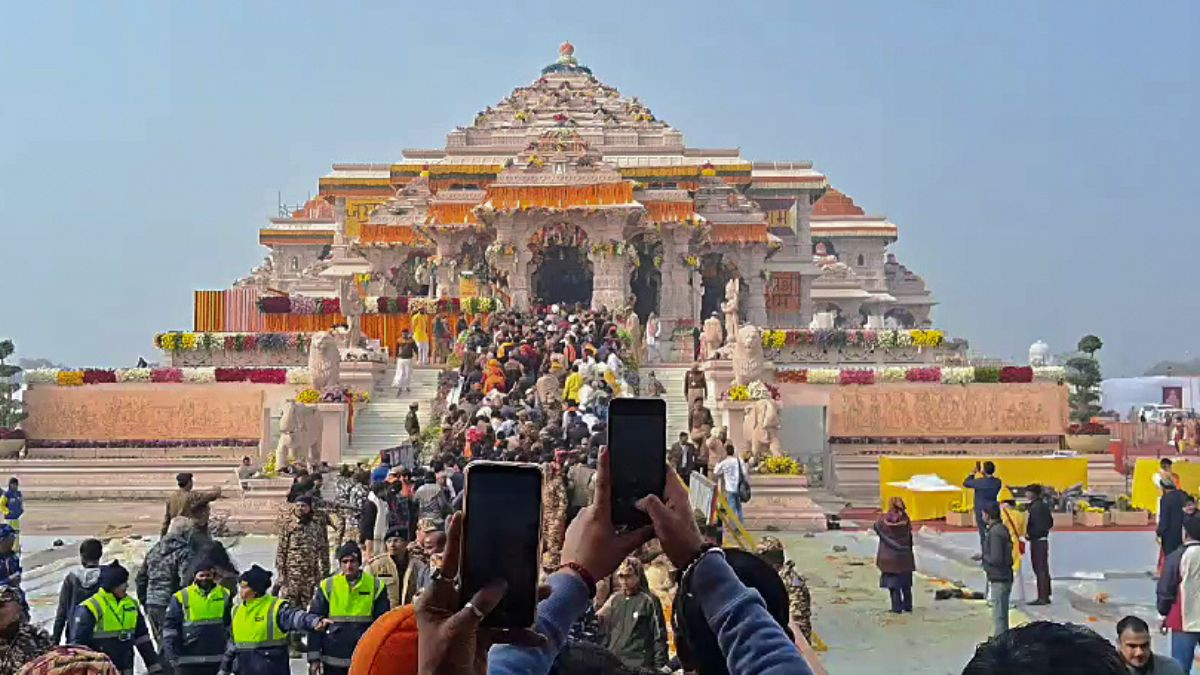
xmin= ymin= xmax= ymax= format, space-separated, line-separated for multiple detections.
xmin=163 ymin=556 xmax=231 ymax=675
xmin=306 ymin=542 xmax=388 ymax=675
xmin=964 ymin=461 xmax=1003 ymax=557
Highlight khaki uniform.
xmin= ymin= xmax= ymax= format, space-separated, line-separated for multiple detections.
xmin=705 ymin=435 xmax=726 ymax=474
xmin=542 ymin=462 xmax=568 ymax=570
xmin=275 ymin=504 xmax=331 ymax=609
xmin=366 ymin=553 xmax=406 ymax=609
xmin=757 ymin=536 xmax=813 ymax=643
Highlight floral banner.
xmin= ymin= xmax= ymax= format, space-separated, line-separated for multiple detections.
xmin=364 ymin=297 xmax=467 ymax=315
xmin=772 ymin=365 xmax=1064 ymax=386
xmin=26 ymin=367 xmax=311 ymax=386
xmin=154 ymin=332 xmax=311 ymax=354
xmin=761 ymin=329 xmax=947 ymax=350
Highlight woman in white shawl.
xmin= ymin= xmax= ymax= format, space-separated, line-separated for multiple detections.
xmin=645 ymin=312 xmax=662 ymax=363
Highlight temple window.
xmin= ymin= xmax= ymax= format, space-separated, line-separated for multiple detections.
xmin=290 ymin=256 xmax=299 ymax=271
xmin=857 ymin=254 xmax=865 ymax=266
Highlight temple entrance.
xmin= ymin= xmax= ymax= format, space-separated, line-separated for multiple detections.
xmin=532 ymin=245 xmax=593 ymax=307
xmin=629 ymin=234 xmax=662 ymax=320
xmin=699 ymin=254 xmax=744 ymax=321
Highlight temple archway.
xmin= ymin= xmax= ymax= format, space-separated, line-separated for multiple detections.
xmin=885 ymin=307 xmax=916 ymax=329
xmin=529 ymin=223 xmax=592 ymax=308
xmin=628 ymin=233 xmax=662 ymax=321
xmin=699 ymin=253 xmax=743 ymax=320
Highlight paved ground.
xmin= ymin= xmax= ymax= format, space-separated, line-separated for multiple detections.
xmin=13 ymin=500 xmax=1177 ymax=674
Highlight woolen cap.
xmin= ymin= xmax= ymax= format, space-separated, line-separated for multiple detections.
xmin=240 ymin=565 xmax=273 ymax=595
xmin=98 ymin=561 xmax=129 ymax=591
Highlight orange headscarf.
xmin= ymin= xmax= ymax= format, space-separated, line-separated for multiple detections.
xmin=348 ymin=605 xmax=418 ymax=675
xmin=483 ymin=359 xmax=506 ymax=394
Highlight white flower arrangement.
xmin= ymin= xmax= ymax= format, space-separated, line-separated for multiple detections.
xmin=24 ymin=368 xmax=59 ymax=384
xmin=1033 ymin=366 xmax=1065 ymax=383
xmin=183 ymin=367 xmax=216 ymax=384
xmin=746 ymin=381 xmax=771 ymax=400
xmin=286 ymin=368 xmax=312 ymax=385
xmin=116 ymin=368 xmax=152 ymax=383
xmin=878 ymin=330 xmax=915 ymax=349
xmin=942 ymin=367 xmax=975 ymax=385
xmin=806 ymin=368 xmax=840 ymax=384
xmin=878 ymin=367 xmax=908 ymax=383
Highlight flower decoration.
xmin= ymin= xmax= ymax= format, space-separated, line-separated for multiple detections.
xmin=290 ymin=295 xmax=318 ymax=315
xmin=1033 ymin=366 xmax=1065 ymax=383
xmin=942 ymin=367 xmax=975 ymax=385
xmin=724 ymin=385 xmax=751 ymax=401
xmin=974 ymin=366 xmax=1001 ymax=383
xmin=761 ymin=456 xmax=803 ymax=475
xmin=839 ymin=369 xmax=875 ymax=385
xmin=286 ymin=368 xmax=312 ymax=385
xmin=999 ymin=366 xmax=1034 ymax=383
xmin=24 ymin=368 xmax=60 ymax=384
xmin=910 ymin=330 xmax=945 ymax=348
xmin=56 ymin=370 xmax=85 ymax=386
xmin=82 ymin=369 xmax=117 ymax=384
xmin=257 ymin=296 xmax=293 ymax=314
xmin=806 ymin=369 xmax=840 ymax=384
xmin=116 ymin=368 xmax=151 ymax=383
xmin=183 ymin=368 xmax=215 ymax=384
xmin=152 ymin=368 xmax=184 ymax=383
xmin=776 ymin=369 xmax=807 ymax=384
xmin=905 ymin=367 xmax=942 ymax=383
xmin=296 ymin=388 xmax=320 ymax=404
xmin=761 ymin=330 xmax=787 ymax=350
xmin=878 ymin=367 xmax=908 ymax=383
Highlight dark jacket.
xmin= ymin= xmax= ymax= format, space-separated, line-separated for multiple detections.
xmin=874 ymin=515 xmax=916 ymax=575
xmin=306 ymin=574 xmax=389 ymax=668
xmin=982 ymin=521 xmax=1014 ymax=583
xmin=1026 ymin=498 xmax=1054 ymax=540
xmin=219 ymin=600 xmax=323 ymax=675
xmin=1159 ymin=489 xmax=1189 ymax=555
xmin=72 ymin=594 xmax=161 ymax=675
xmin=136 ymin=533 xmax=194 ymax=608
xmin=162 ymin=584 xmax=232 ymax=668
xmin=963 ymin=474 xmax=1002 ymax=514
xmin=53 ymin=564 xmax=101 ymax=644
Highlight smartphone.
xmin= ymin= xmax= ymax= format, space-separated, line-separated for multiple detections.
xmin=608 ymin=398 xmax=667 ymax=531
xmin=460 ymin=461 xmax=543 ymax=629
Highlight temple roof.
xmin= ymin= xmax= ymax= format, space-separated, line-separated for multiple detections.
xmin=811 ymin=188 xmax=865 ymax=217
xmin=810 ymin=186 xmax=897 ymax=239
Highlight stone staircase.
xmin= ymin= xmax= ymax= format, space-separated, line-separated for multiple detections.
xmin=0 ymin=458 xmax=241 ymax=500
xmin=346 ymin=367 xmax=441 ymax=463
xmin=640 ymin=365 xmax=691 ymax=441
xmin=831 ymin=451 xmax=1127 ymax=509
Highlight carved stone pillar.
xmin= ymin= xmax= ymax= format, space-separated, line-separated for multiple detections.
xmin=589 ymin=253 xmax=628 ymax=312
xmin=507 ymin=248 xmax=533 ymax=312
xmin=746 ymin=271 xmax=768 ymax=327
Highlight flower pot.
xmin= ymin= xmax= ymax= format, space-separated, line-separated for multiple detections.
xmin=1075 ymin=511 xmax=1111 ymax=528
xmin=1111 ymin=510 xmax=1148 ymax=527
xmin=0 ymin=439 xmax=24 ymax=459
xmin=945 ymin=511 xmax=974 ymax=528
xmin=1051 ymin=512 xmax=1075 ymax=529
xmin=1065 ymin=434 xmax=1111 ymax=454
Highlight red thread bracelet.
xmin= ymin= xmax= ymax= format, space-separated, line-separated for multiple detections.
xmin=558 ymin=561 xmax=597 ymax=598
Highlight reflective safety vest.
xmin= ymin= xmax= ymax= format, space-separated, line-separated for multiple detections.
xmin=80 ymin=589 xmax=139 ymax=641
xmin=320 ymin=573 xmax=383 ymax=622
xmin=175 ymin=584 xmax=229 ymax=627
xmin=231 ymin=596 xmax=285 ymax=650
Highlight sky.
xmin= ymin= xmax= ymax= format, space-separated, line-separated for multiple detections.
xmin=0 ymin=1 xmax=1196 ymax=376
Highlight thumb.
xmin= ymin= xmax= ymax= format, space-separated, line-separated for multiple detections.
xmin=636 ymin=495 xmax=672 ymax=527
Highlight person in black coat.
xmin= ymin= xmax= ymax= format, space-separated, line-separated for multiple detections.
xmin=1158 ymin=484 xmax=1189 ymax=560
xmin=1025 ymin=485 xmax=1054 ymax=605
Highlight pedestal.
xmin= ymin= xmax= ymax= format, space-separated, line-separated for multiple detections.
xmin=338 ymin=360 xmax=383 ymax=392
xmin=703 ymin=360 xmax=735 ymax=406
xmin=740 ymin=474 xmax=827 ymax=532
xmin=316 ymin=403 xmax=347 ymax=466
xmin=717 ymin=400 xmax=750 ymax=454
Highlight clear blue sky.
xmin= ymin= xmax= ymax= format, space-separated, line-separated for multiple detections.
xmin=1 ymin=1 xmax=1196 ymax=376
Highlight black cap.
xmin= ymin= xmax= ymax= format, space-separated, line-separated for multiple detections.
xmin=336 ymin=541 xmax=362 ymax=563
xmin=240 ymin=565 xmax=273 ymax=595
xmin=99 ymin=561 xmax=129 ymax=591
xmin=176 ymin=472 xmax=194 ymax=487
xmin=385 ymin=527 xmax=407 ymax=542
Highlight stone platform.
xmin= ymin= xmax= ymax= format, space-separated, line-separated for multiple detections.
xmin=0 ymin=458 xmax=241 ymax=500
xmin=741 ymin=474 xmax=827 ymax=532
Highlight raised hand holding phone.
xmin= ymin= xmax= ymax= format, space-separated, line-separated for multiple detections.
xmin=561 ymin=447 xmax=655 ymax=582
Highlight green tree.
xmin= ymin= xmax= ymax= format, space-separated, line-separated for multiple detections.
xmin=1065 ymin=334 xmax=1103 ymax=423
xmin=0 ymin=340 xmax=26 ymax=430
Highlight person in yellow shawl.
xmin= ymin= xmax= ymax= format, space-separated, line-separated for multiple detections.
xmin=999 ymin=488 xmax=1029 ymax=606
xmin=482 ymin=359 xmax=507 ymax=394
xmin=411 ymin=308 xmax=432 ymax=365
xmin=562 ymin=364 xmax=584 ymax=407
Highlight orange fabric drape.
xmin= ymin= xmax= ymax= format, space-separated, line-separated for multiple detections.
xmin=645 ymin=201 xmax=695 ymax=223
xmin=486 ymin=183 xmax=634 ymax=209
xmin=265 ymin=314 xmax=342 ymax=332
xmin=427 ymin=203 xmax=479 ymax=225
xmin=710 ymin=223 xmax=770 ymax=244
xmin=261 ymin=311 xmax=468 ymax=353
xmin=194 ymin=291 xmax=226 ymax=331
xmin=359 ymin=225 xmax=429 ymax=246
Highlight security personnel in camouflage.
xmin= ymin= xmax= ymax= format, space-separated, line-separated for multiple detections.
xmin=162 ymin=557 xmax=231 ymax=675
xmin=755 ymin=536 xmax=813 ymax=643
xmin=306 ymin=543 xmax=388 ymax=675
xmin=72 ymin=562 xmax=161 ymax=675
xmin=275 ymin=497 xmax=330 ymax=612
xmin=217 ymin=565 xmax=329 ymax=675
xmin=541 ymin=453 xmax=569 ymax=571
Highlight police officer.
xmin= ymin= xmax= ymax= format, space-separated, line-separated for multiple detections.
xmin=307 ymin=542 xmax=388 ymax=675
xmin=163 ymin=556 xmax=231 ymax=675
xmin=365 ymin=528 xmax=408 ymax=609
xmin=72 ymin=561 xmax=161 ymax=675
xmin=217 ymin=565 xmax=330 ymax=675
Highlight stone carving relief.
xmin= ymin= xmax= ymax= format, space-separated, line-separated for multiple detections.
xmin=828 ymin=384 xmax=1069 ymax=438
xmin=22 ymin=387 xmax=264 ymax=441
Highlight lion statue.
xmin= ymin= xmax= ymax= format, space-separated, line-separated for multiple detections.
xmin=276 ymin=400 xmax=321 ymax=469
xmin=743 ymin=397 xmax=783 ymax=460
xmin=700 ymin=315 xmax=724 ymax=360
xmin=731 ymin=324 xmax=765 ymax=386
xmin=308 ymin=331 xmax=341 ymax=391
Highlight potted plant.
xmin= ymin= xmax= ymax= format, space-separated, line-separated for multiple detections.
xmin=1074 ymin=500 xmax=1111 ymax=528
xmin=945 ymin=500 xmax=974 ymax=528
xmin=1111 ymin=495 xmax=1149 ymax=526
xmin=1065 ymin=335 xmax=1108 ymax=452
xmin=0 ymin=340 xmax=26 ymax=458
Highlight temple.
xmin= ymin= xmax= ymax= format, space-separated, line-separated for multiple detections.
xmin=238 ymin=43 xmax=936 ymax=350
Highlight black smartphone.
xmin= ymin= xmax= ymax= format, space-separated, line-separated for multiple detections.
xmin=460 ymin=461 xmax=543 ymax=629
xmin=608 ymin=397 xmax=667 ymax=530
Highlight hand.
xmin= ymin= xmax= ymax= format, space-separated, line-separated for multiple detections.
xmin=314 ymin=618 xmax=333 ymax=632
xmin=416 ymin=512 xmax=546 ymax=675
xmin=636 ymin=468 xmax=704 ymax=568
xmin=562 ymin=448 xmax=653 ymax=580
xmin=309 ymin=662 xmax=322 ymax=675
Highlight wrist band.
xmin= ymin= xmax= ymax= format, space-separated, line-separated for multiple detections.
xmin=558 ymin=561 xmax=597 ymax=598
xmin=680 ymin=546 xmax=724 ymax=591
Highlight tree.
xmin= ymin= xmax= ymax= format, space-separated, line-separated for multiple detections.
xmin=1065 ymin=334 xmax=1103 ymax=424
xmin=0 ymin=340 xmax=26 ymax=430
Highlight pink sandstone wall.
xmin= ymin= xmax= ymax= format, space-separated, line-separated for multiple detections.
xmin=779 ymin=382 xmax=1069 ymax=438
xmin=22 ymin=384 xmax=300 ymax=441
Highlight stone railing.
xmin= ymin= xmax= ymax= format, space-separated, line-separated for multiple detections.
xmin=765 ymin=340 xmax=969 ymax=366
xmin=168 ymin=349 xmax=307 ymax=367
